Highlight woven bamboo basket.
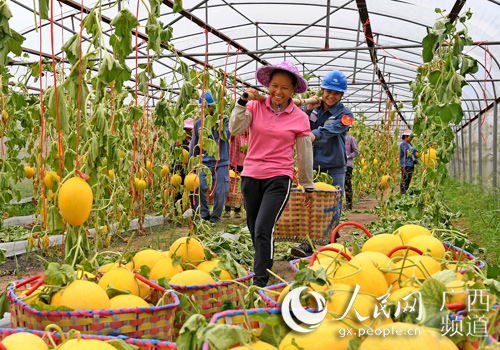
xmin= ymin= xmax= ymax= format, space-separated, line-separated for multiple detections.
xmin=0 ymin=328 xmax=177 ymax=349
xmin=7 ymin=275 xmax=179 ymax=341
xmin=257 ymin=282 xmax=289 ymax=308
xmin=200 ymin=308 xmax=282 ymax=350
xmin=168 ymin=272 xmax=254 ymax=337
xmin=207 ymin=176 xmax=243 ymax=207
xmin=274 ymin=188 xmax=342 ymax=245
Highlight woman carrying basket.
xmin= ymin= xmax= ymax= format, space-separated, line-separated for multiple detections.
xmin=229 ymin=61 xmax=314 ymax=287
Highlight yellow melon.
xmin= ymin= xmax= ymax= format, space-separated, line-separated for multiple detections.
xmin=132 ymin=249 xmax=166 ymax=271
xmin=169 ymin=237 xmax=205 ymax=266
xmin=334 ymin=260 xmax=389 ymax=297
xmin=406 ymin=235 xmax=445 ymax=259
xmin=314 ymin=182 xmax=336 ymax=191
xmin=171 ymin=174 xmax=182 ymax=187
xmin=386 ymin=256 xmax=441 ymax=287
xmin=2 ymin=332 xmax=48 ymax=350
xmin=110 ymin=294 xmax=150 ymax=309
xmin=44 ymin=171 xmax=60 ymax=189
xmin=25 ymin=166 xmax=35 ymax=179
xmin=445 ymin=280 xmax=475 ymax=305
xmin=421 ymin=148 xmax=438 ymax=168
xmin=381 ymin=175 xmax=391 ymax=188
xmin=50 ymin=288 xmax=65 ymax=306
xmin=60 ymin=280 xmax=110 ymax=310
xmin=362 ymin=234 xmax=404 ymax=257
xmin=182 ymin=149 xmax=189 ymax=164
xmin=149 ymin=257 xmax=184 ymax=281
xmin=197 ymin=259 xmax=232 ymax=280
xmin=161 ymin=165 xmax=170 ymax=177
xmin=184 ymin=174 xmax=199 ymax=192
xmin=393 ymin=224 xmax=431 ymax=244
xmin=58 ymin=177 xmax=93 ymax=226
xmin=98 ymin=267 xmax=140 ymax=296
xmin=322 ymin=243 xmax=353 ymax=260
xmin=388 ymin=286 xmax=420 ymax=304
xmin=169 ymin=270 xmax=214 ymax=286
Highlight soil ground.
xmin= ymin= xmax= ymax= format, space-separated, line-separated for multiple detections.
xmin=0 ymin=196 xmax=379 ymax=290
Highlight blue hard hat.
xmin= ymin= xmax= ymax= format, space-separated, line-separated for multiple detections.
xmin=198 ymin=91 xmax=215 ymax=106
xmin=321 ymin=70 xmax=348 ymax=92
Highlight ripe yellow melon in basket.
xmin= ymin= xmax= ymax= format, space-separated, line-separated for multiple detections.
xmin=2 ymin=332 xmax=48 ymax=350
xmin=168 ymin=270 xmax=214 ymax=286
xmin=149 ymin=257 xmax=183 ymax=281
xmin=313 ymin=182 xmax=336 ymax=191
xmin=197 ymin=259 xmax=232 ymax=280
xmin=60 ymin=280 xmax=110 ymax=310
xmin=58 ymin=177 xmax=93 ymax=226
xmin=233 ymin=341 xmax=278 ymax=350
xmin=62 ymin=339 xmax=117 ymax=350
xmin=132 ymin=249 xmax=166 ymax=270
xmin=110 ymin=294 xmax=150 ymax=309
xmin=392 ymin=224 xmax=431 ymax=244
xmin=334 ymin=260 xmax=389 ymax=297
xmin=362 ymin=234 xmax=404 ymax=257
xmin=406 ymin=235 xmax=446 ymax=259
xmin=98 ymin=267 xmax=140 ymax=296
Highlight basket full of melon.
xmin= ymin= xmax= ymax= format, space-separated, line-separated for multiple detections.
xmin=127 ymin=236 xmax=254 ymax=337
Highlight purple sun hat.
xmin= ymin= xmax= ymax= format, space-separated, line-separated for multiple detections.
xmin=256 ymin=61 xmax=308 ymax=94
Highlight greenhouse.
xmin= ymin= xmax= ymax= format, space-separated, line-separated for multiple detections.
xmin=0 ymin=0 xmax=498 ymax=349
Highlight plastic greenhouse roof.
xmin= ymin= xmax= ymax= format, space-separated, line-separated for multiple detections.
xmin=5 ymin=0 xmax=500 ymax=129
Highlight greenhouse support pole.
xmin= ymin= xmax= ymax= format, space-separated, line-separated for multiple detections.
xmin=455 ymin=132 xmax=461 ymax=180
xmin=461 ymin=127 xmax=466 ymax=183
xmin=469 ymin=117 xmax=473 ymax=182
xmin=494 ymin=101 xmax=498 ymax=191
xmin=452 ymin=148 xmax=456 ymax=177
xmin=325 ymin=0 xmax=331 ymax=49
xmin=478 ymin=111 xmax=482 ymax=186
xmin=352 ymin=19 xmax=362 ymax=83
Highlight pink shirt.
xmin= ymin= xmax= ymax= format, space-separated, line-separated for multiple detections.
xmin=242 ymin=97 xmax=310 ymax=180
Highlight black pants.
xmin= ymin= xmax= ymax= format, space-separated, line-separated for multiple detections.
xmin=400 ymin=166 xmax=414 ymax=194
xmin=241 ymin=176 xmax=291 ymax=287
xmin=345 ymin=167 xmax=353 ymax=209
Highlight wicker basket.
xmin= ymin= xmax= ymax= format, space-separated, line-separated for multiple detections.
xmin=0 ymin=328 xmax=177 ymax=349
xmin=7 ymin=275 xmax=179 ymax=341
xmin=207 ymin=176 xmax=243 ymax=208
xmin=288 ymin=242 xmax=486 ymax=274
xmin=274 ymin=188 xmax=342 ymax=245
xmin=168 ymin=272 xmax=254 ymax=337
xmin=201 ymin=308 xmax=282 ymax=350
xmin=257 ymin=282 xmax=289 ymax=308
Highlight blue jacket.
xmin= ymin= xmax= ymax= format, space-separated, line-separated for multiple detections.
xmin=189 ymin=117 xmax=230 ymax=168
xmin=308 ymin=102 xmax=353 ymax=174
xmin=400 ymin=140 xmax=418 ymax=167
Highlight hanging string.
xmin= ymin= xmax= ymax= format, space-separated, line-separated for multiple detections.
xmin=209 ymin=42 xmax=231 ymax=198
xmin=109 ymin=24 xmax=115 ymax=136
xmin=50 ymin=0 xmax=64 ymax=181
xmin=129 ymin=0 xmax=140 ymax=215
xmin=39 ymin=9 xmax=47 ymax=229
xmin=59 ymin=3 xmax=65 ymax=83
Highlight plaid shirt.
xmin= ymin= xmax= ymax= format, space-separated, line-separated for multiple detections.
xmin=229 ymin=133 xmax=248 ymax=168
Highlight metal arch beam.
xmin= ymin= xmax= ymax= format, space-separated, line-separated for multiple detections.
xmin=355 ymin=0 xmax=408 ymax=126
xmin=161 ymin=0 xmax=270 ymax=66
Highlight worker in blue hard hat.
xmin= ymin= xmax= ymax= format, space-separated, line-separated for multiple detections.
xmin=189 ymin=91 xmax=231 ymax=226
xmin=291 ymin=70 xmax=354 ymax=257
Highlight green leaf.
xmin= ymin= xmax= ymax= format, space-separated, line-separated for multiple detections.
xmin=420 ymin=278 xmax=449 ymax=329
xmin=0 ymin=289 xmax=10 ymax=319
xmin=0 ymin=249 xmax=5 ymax=265
xmin=106 ymin=340 xmax=139 ymax=350
xmin=45 ymin=262 xmax=68 ymax=286
xmin=203 ymin=324 xmax=253 ymax=350
xmin=177 ymin=314 xmax=207 ymax=350
xmin=422 ymin=31 xmax=438 ymax=63
xmin=110 ymin=9 xmax=140 ymax=61
xmin=137 ymin=70 xmax=149 ymax=95
xmin=61 ymin=34 xmax=81 ymax=65
xmin=29 ymin=300 xmax=73 ymax=312
xmin=487 ymin=265 xmax=500 ymax=279
xmin=105 ymin=285 xmax=132 ymax=299
xmin=258 ymin=323 xmax=288 ymax=348
xmin=149 ymin=0 xmax=162 ymax=17
xmin=39 ymin=0 xmax=49 ymax=20
xmin=127 ymin=105 xmax=144 ymax=123
xmin=98 ymin=52 xmax=125 ymax=84
xmin=427 ymin=70 xmax=441 ymax=86
xmin=431 ymin=270 xmax=457 ymax=285
xmin=460 ymin=56 xmax=478 ymax=76
xmin=47 ymin=86 xmax=69 ymax=134
xmin=249 ymin=312 xmax=282 ymax=326
xmin=62 ymin=55 xmax=90 ymax=108
xmin=218 ymin=254 xmax=247 ymax=278
xmin=138 ymin=265 xmax=151 ymax=278
xmin=173 ymin=0 xmax=183 ymax=13
xmin=146 ymin=14 xmax=162 ymax=53
xmin=347 ymin=338 xmax=362 ymax=350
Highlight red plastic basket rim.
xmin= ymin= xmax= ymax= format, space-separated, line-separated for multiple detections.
xmin=0 ymin=328 xmax=177 ymax=348
xmin=7 ymin=280 xmax=180 ymax=317
xmin=166 ymin=271 xmax=254 ymax=291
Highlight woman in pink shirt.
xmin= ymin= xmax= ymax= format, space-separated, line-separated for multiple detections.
xmin=230 ymin=61 xmax=314 ymax=287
